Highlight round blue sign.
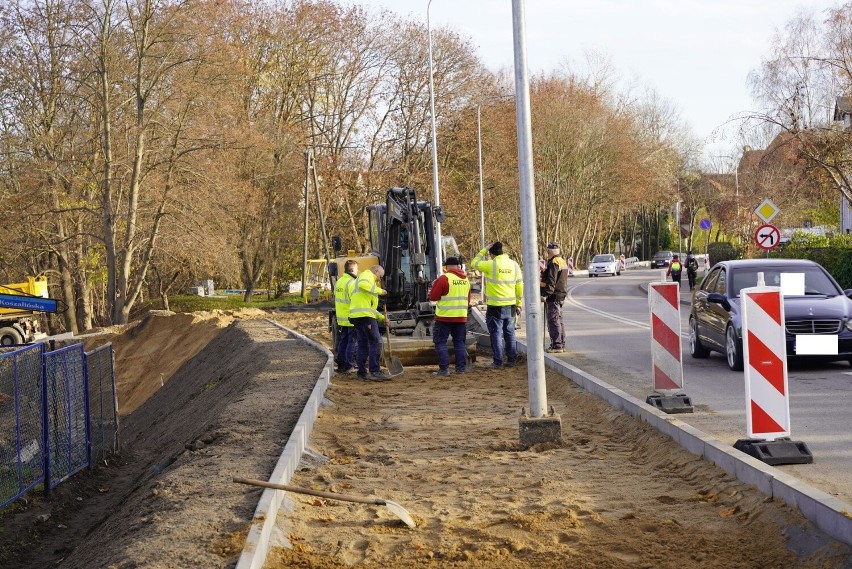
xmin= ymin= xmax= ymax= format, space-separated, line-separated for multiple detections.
xmin=699 ymin=218 xmax=711 ymax=231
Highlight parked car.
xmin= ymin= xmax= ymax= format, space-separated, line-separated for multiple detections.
xmin=688 ymin=259 xmax=852 ymax=370
xmin=651 ymin=250 xmax=674 ymax=268
xmin=588 ymin=254 xmax=620 ymax=277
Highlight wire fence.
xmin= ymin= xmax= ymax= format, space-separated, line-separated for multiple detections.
xmin=0 ymin=341 xmax=118 ymax=507
xmin=0 ymin=344 xmax=45 ymax=508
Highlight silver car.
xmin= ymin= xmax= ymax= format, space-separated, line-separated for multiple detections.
xmin=588 ymin=254 xmax=620 ymax=277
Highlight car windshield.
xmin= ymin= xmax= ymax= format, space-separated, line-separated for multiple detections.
xmin=654 ymin=251 xmax=671 ymax=258
xmin=592 ymin=255 xmax=614 ymax=263
xmin=730 ymin=267 xmax=840 ymax=298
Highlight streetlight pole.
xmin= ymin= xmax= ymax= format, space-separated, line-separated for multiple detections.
xmin=426 ymin=0 xmax=442 ymax=268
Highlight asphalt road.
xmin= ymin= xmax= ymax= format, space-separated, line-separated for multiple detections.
xmin=537 ymin=268 xmax=852 ymax=508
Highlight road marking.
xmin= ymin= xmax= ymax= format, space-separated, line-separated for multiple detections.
xmin=566 ymin=280 xmax=690 ymax=339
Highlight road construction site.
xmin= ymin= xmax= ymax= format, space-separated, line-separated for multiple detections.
xmin=0 ymin=309 xmax=850 ymax=568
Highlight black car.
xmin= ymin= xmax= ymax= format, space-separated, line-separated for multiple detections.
xmin=689 ymin=259 xmax=852 ymax=370
xmin=651 ymin=250 xmax=673 ymax=268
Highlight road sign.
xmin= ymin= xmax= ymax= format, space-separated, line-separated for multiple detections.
xmin=754 ymin=198 xmax=780 ymax=223
xmin=0 ymin=292 xmax=58 ymax=313
xmin=699 ymin=218 xmax=711 ymax=231
xmin=754 ymin=224 xmax=780 ymax=250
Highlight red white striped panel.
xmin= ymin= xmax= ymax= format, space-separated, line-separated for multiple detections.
xmin=648 ymin=282 xmax=683 ymax=392
xmin=742 ymin=288 xmax=791 ymax=440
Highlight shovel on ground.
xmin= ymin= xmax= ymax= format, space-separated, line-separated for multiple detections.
xmin=233 ymin=477 xmax=416 ymax=528
xmin=382 ymin=307 xmax=404 ymax=376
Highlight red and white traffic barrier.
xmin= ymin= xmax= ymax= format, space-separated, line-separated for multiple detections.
xmin=566 ymin=257 xmax=574 ymax=276
xmin=648 ymin=281 xmax=683 ymax=392
xmin=741 ymin=285 xmax=790 ymax=440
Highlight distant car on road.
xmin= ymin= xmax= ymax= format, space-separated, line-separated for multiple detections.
xmin=588 ymin=254 xmax=620 ymax=277
xmin=651 ymin=250 xmax=673 ymax=268
xmin=688 ymin=259 xmax=852 ymax=370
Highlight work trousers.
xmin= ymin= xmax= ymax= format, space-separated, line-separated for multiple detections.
xmin=433 ymin=320 xmax=468 ymax=372
xmin=486 ymin=305 xmax=517 ymax=366
xmin=335 ymin=326 xmax=357 ymax=371
xmin=545 ymin=299 xmax=565 ymax=349
xmin=351 ymin=317 xmax=382 ymax=375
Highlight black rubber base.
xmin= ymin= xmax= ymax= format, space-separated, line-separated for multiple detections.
xmin=645 ymin=393 xmax=694 ymax=414
xmin=733 ymin=438 xmax=814 ymax=465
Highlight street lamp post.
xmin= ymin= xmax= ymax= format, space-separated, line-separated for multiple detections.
xmin=426 ymin=0 xmax=442 ymax=268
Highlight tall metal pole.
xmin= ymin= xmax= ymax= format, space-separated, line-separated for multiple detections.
xmin=512 ymin=0 xmax=547 ymax=418
xmin=476 ymin=104 xmax=485 ymax=248
xmin=301 ymin=151 xmax=310 ymax=300
xmin=426 ymin=0 xmax=443 ymax=268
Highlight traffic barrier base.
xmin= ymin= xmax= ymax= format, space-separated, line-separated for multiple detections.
xmin=645 ymin=393 xmax=694 ymax=414
xmin=733 ymin=438 xmax=814 ymax=466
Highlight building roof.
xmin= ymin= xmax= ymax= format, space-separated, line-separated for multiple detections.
xmin=833 ymin=96 xmax=852 ymax=121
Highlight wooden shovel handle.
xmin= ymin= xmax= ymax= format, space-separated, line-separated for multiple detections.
xmin=233 ymin=477 xmax=382 ymax=505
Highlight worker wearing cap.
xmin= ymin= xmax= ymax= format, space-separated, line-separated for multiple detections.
xmin=540 ymin=242 xmax=570 ymax=353
xmin=349 ymin=265 xmax=390 ymax=381
xmin=428 ymin=256 xmax=471 ymax=376
xmin=333 ymin=259 xmax=358 ymax=373
xmin=471 ymin=241 xmax=523 ymax=369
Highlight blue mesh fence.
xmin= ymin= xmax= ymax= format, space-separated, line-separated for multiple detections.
xmin=44 ymin=344 xmax=89 ymax=489
xmin=0 ymin=344 xmax=46 ymax=508
xmin=85 ymin=343 xmax=118 ymax=463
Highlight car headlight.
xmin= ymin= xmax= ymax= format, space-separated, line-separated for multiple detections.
xmin=846 ymin=319 xmax=852 ymax=332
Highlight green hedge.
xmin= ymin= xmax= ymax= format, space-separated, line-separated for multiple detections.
xmin=708 ymin=242 xmax=740 ymax=266
xmin=772 ymin=233 xmax=852 ymax=289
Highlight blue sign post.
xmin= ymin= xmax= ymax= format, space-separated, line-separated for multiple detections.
xmin=699 ymin=218 xmax=712 ymax=231
xmin=0 ymin=293 xmax=58 ymax=313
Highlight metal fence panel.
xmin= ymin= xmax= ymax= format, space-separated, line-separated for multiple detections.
xmin=44 ymin=344 xmax=89 ymax=489
xmin=0 ymin=344 xmax=45 ymax=508
xmin=85 ymin=343 xmax=118 ymax=463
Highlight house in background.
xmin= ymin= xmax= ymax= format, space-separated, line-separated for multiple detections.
xmin=833 ymin=97 xmax=852 ymax=235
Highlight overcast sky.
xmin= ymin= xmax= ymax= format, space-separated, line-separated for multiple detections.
xmin=351 ymin=0 xmax=842 ymax=164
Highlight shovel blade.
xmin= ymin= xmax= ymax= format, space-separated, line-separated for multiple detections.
xmin=388 ymin=355 xmax=404 ymax=376
xmin=384 ymin=499 xmax=416 ymax=528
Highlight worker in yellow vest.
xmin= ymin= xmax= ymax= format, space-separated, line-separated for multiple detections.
xmin=471 ymin=242 xmax=523 ymax=369
xmin=333 ymin=259 xmax=358 ymax=373
xmin=349 ymin=265 xmax=390 ymax=381
xmin=427 ymin=256 xmax=471 ymax=376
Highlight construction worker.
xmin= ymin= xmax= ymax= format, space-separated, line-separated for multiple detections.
xmin=333 ymin=259 xmax=358 ymax=373
xmin=349 ymin=265 xmax=391 ymax=381
xmin=471 ymin=241 xmax=523 ymax=369
xmin=540 ymin=242 xmax=570 ymax=353
xmin=428 ymin=256 xmax=471 ymax=376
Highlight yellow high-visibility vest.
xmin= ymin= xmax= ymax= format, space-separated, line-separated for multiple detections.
xmin=349 ymin=270 xmax=385 ymax=321
xmin=471 ymin=248 xmax=523 ymax=307
xmin=334 ymin=273 xmax=356 ymax=326
xmin=435 ymin=275 xmax=470 ymax=318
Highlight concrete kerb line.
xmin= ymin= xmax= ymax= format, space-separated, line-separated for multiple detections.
xmin=234 ymin=318 xmax=335 ymax=569
xmin=468 ymin=308 xmax=852 ymax=546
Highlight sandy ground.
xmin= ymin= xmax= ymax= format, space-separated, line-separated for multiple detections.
xmin=266 ymin=364 xmax=852 ymax=569
xmin=0 ymin=308 xmax=849 ymax=568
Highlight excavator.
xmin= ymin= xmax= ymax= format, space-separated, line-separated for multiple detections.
xmin=327 ymin=187 xmax=476 ymax=366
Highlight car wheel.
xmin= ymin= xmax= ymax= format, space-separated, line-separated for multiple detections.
xmin=689 ymin=318 xmax=710 ymax=358
xmin=726 ymin=325 xmax=744 ymax=371
xmin=0 ymin=326 xmax=23 ymax=346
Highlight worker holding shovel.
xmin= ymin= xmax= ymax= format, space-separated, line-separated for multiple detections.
xmin=350 ymin=265 xmax=392 ymax=381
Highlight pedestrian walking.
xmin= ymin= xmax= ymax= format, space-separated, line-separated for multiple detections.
xmin=471 ymin=241 xmax=523 ymax=369
xmin=333 ymin=259 xmax=358 ymax=373
xmin=428 ymin=257 xmax=471 ymax=376
xmin=686 ymin=251 xmax=699 ymax=291
xmin=349 ymin=265 xmax=391 ymax=381
xmin=539 ymin=242 xmax=570 ymax=353
xmin=667 ymin=254 xmax=683 ymax=289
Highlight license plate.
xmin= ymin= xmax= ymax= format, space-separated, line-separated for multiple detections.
xmin=794 ymin=335 xmax=838 ymax=355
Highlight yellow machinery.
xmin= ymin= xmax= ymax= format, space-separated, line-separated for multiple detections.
xmin=302 ymin=260 xmax=333 ymax=304
xmin=0 ymin=276 xmax=49 ymax=345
